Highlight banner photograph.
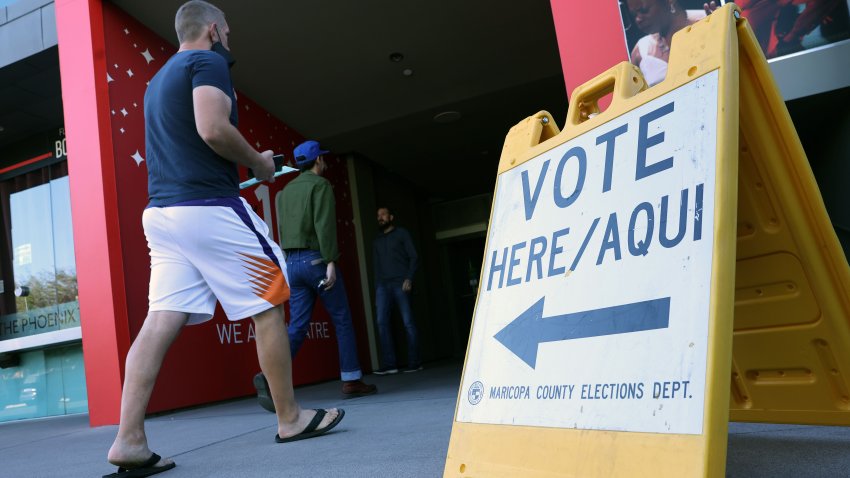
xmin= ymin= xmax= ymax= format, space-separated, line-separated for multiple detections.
xmin=619 ymin=0 xmax=850 ymax=86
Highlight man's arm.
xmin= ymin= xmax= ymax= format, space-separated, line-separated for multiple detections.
xmin=313 ymin=182 xmax=340 ymax=263
xmin=401 ymin=229 xmax=418 ymax=292
xmin=193 ymin=86 xmax=274 ymax=181
xmin=314 ymin=181 xmax=341 ymax=289
xmin=373 ymin=239 xmax=380 ymax=283
xmin=630 ymin=43 xmax=642 ymax=67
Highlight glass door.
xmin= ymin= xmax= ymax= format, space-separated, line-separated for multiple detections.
xmin=0 ymin=160 xmax=87 ymax=422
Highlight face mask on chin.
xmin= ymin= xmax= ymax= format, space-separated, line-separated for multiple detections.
xmin=211 ymin=25 xmax=235 ymax=69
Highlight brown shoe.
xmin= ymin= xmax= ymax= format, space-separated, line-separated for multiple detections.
xmin=342 ymin=379 xmax=377 ymax=398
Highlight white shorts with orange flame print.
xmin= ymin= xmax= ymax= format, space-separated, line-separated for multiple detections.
xmin=143 ymin=196 xmax=289 ymax=324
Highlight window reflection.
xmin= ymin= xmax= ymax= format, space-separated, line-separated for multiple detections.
xmin=0 ymin=345 xmax=88 ymax=421
xmin=1 ymin=162 xmax=79 ymax=341
xmin=0 ymin=160 xmax=87 ymax=422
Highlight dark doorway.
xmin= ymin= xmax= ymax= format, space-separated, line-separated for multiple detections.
xmin=439 ymin=235 xmax=486 ymax=358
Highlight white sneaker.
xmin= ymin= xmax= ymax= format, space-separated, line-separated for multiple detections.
xmin=374 ymin=367 xmax=399 ymax=375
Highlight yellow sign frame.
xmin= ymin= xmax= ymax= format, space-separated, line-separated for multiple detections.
xmin=727 ymin=9 xmax=850 ymax=427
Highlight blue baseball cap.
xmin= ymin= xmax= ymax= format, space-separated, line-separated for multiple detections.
xmin=293 ymin=140 xmax=330 ymax=166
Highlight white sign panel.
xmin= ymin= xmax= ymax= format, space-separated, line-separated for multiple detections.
xmin=457 ymin=71 xmax=719 ymax=435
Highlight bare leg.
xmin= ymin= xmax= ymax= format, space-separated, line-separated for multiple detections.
xmin=107 ymin=311 xmax=188 ymax=467
xmin=252 ymin=304 xmax=339 ymax=438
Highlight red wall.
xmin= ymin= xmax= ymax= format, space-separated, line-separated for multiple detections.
xmin=54 ymin=0 xmax=636 ymax=426
xmin=549 ymin=0 xmax=629 ymax=99
xmin=63 ymin=0 xmax=629 ymax=424
xmin=99 ymin=3 xmax=371 ymax=414
xmin=56 ymin=0 xmax=129 ymax=427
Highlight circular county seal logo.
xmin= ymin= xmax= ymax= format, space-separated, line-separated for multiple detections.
xmin=468 ymin=381 xmax=484 ymax=405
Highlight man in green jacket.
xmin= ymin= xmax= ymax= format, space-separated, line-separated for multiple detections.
xmin=255 ymin=140 xmax=376 ymax=408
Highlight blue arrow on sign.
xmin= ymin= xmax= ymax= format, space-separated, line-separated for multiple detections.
xmin=494 ymin=297 xmax=671 ymax=368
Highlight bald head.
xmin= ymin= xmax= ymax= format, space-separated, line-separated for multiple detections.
xmin=175 ymin=0 xmax=226 ymax=44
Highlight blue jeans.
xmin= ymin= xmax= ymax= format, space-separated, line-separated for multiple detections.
xmin=286 ymin=249 xmax=362 ymax=381
xmin=376 ymin=280 xmax=420 ymax=369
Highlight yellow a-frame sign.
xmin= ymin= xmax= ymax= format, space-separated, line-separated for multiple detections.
xmin=444 ymin=4 xmax=850 ymax=477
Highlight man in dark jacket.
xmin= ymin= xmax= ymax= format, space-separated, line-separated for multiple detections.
xmin=372 ymin=207 xmax=422 ymax=374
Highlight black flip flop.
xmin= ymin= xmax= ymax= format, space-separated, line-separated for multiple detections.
xmin=103 ymin=452 xmax=176 ymax=478
xmin=254 ymin=372 xmax=275 ymax=413
xmin=275 ymin=408 xmax=346 ymax=443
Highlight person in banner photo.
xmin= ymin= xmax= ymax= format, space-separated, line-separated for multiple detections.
xmin=733 ymin=0 xmax=850 ymax=58
xmin=105 ymin=2 xmax=343 ymax=477
xmin=625 ymin=0 xmax=720 ymax=86
xmin=621 ymin=0 xmax=850 ymax=84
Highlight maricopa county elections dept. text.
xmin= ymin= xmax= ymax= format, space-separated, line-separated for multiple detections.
xmin=484 ymin=101 xmax=705 ymax=292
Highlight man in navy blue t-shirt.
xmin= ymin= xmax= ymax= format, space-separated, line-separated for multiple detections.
xmin=104 ymin=2 xmax=343 ymax=476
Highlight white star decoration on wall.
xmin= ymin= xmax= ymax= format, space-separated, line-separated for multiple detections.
xmin=105 ymin=25 xmax=312 ymax=218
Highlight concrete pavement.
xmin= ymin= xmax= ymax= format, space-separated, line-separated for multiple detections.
xmin=2 ymin=361 xmax=850 ymax=477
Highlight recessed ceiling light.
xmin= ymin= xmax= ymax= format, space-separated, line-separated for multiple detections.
xmin=402 ymin=68 xmax=414 ymax=77
xmin=433 ymin=111 xmax=461 ymax=123
xmin=0 ymin=126 xmax=4 ymax=132
xmin=389 ymin=52 xmax=404 ymax=62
